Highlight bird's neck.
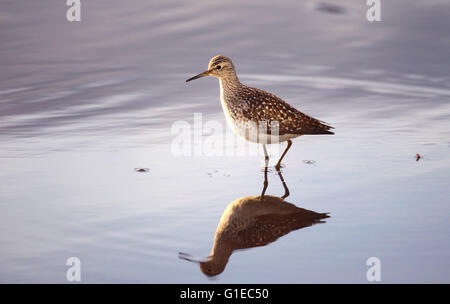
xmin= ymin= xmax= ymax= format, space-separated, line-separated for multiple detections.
xmin=219 ymin=74 xmax=241 ymax=103
xmin=219 ymin=74 xmax=240 ymax=91
xmin=210 ymin=233 xmax=234 ymax=263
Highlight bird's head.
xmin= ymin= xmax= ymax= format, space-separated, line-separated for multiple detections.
xmin=186 ymin=55 xmax=236 ymax=82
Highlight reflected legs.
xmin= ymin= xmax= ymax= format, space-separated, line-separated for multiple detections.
xmin=260 ymin=143 xmax=290 ymax=200
xmin=276 ymin=168 xmax=290 ymax=199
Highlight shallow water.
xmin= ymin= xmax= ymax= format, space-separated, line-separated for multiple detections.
xmin=1 ymin=0 xmax=450 ymax=283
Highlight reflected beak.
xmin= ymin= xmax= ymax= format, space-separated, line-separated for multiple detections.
xmin=178 ymin=252 xmax=212 ymax=263
xmin=186 ymin=69 xmax=211 ymax=82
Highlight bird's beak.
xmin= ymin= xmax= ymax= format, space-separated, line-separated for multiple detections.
xmin=186 ymin=69 xmax=211 ymax=82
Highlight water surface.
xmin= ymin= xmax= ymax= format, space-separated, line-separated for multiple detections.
xmin=1 ymin=0 xmax=450 ymax=283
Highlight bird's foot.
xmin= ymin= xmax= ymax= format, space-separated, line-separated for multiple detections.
xmin=275 ymin=163 xmax=285 ymax=171
xmin=260 ymin=167 xmax=273 ymax=173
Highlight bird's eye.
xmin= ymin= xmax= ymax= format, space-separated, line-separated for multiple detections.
xmin=216 ymin=65 xmax=221 ymax=70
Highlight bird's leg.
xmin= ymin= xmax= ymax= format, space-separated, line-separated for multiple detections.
xmin=276 ymin=168 xmax=290 ymax=199
xmin=275 ymin=140 xmax=292 ymax=171
xmin=260 ymin=144 xmax=269 ymax=200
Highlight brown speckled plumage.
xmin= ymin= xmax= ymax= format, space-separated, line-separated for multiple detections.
xmin=224 ymin=82 xmax=334 ymax=136
xmin=209 ymin=55 xmax=334 ymax=137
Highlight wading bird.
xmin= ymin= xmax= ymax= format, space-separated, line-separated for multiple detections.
xmin=186 ymin=55 xmax=334 ymax=172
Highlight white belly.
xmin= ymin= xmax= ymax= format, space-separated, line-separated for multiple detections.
xmin=232 ymin=125 xmax=300 ymax=144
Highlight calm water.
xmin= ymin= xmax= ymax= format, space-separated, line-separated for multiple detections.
xmin=1 ymin=0 xmax=450 ymax=283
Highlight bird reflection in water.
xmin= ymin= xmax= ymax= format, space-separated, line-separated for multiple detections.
xmin=179 ymin=169 xmax=329 ymax=277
